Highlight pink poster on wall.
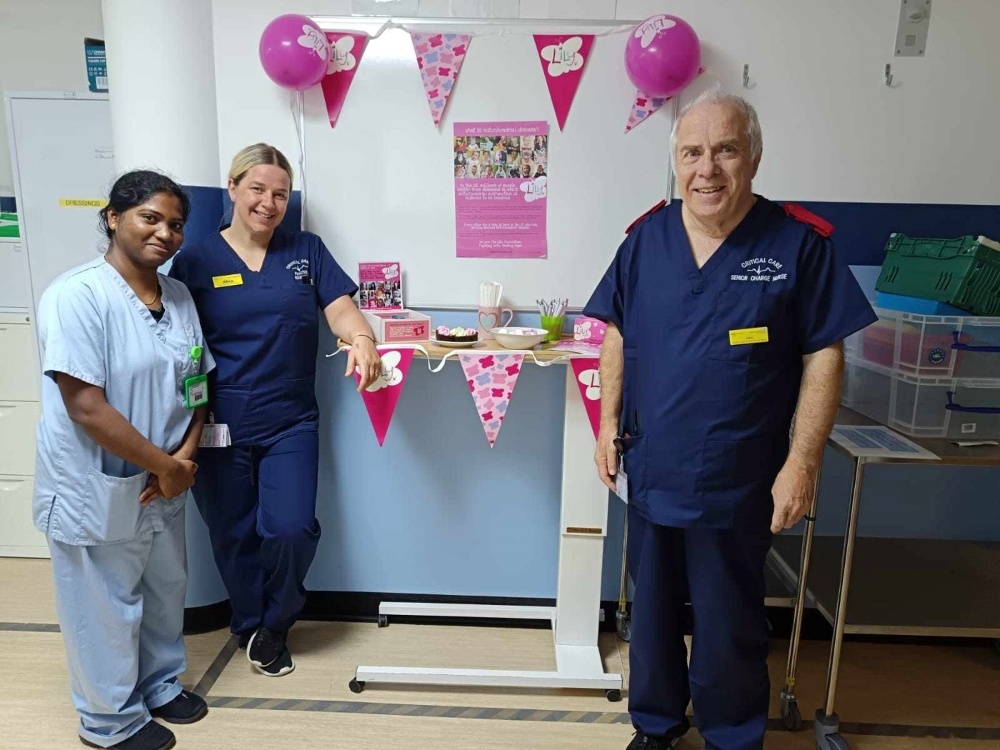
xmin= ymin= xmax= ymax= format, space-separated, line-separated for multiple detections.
xmin=453 ymin=121 xmax=548 ymax=259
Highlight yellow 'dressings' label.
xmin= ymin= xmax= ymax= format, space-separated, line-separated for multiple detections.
xmin=212 ymin=274 xmax=244 ymax=288
xmin=729 ymin=327 xmax=769 ymax=346
xmin=59 ymin=198 xmax=107 ymax=208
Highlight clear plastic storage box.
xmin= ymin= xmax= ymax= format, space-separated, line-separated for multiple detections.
xmin=842 ymin=306 xmax=1000 ymax=439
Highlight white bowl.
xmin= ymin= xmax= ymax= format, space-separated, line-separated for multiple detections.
xmin=491 ymin=326 xmax=548 ymax=350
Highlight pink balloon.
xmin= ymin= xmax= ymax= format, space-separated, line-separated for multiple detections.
xmin=259 ymin=14 xmax=329 ymax=91
xmin=624 ymin=15 xmax=701 ymax=99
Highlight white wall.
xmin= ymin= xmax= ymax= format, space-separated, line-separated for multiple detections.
xmin=0 ymin=0 xmax=104 ymax=195
xmin=212 ymin=0 xmax=1000 ymax=206
xmin=4 ymin=0 xmax=999 ymax=202
xmin=617 ymin=0 xmax=1000 ymax=204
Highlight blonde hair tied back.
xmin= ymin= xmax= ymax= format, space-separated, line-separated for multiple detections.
xmin=228 ymin=143 xmax=294 ymax=188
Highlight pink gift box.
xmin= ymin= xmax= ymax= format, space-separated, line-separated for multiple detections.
xmin=574 ymin=316 xmax=607 ymax=345
xmin=362 ymin=309 xmax=431 ymax=343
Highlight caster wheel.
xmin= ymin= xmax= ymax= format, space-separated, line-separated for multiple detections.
xmin=615 ymin=615 xmax=632 ymax=643
xmin=820 ymin=733 xmax=851 ymax=750
xmin=606 ymin=689 xmax=622 ymax=702
xmin=348 ymin=678 xmax=365 ymax=694
xmin=377 ymin=614 xmax=388 ymax=628
xmin=780 ymin=699 xmax=802 ymax=731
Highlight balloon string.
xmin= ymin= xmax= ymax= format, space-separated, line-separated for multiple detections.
xmin=363 ymin=19 xmax=635 ymax=40
xmin=290 ymin=91 xmax=307 ymax=230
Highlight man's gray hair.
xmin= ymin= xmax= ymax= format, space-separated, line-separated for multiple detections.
xmin=669 ymin=88 xmax=763 ymax=164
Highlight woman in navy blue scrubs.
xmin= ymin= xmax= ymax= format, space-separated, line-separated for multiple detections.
xmin=170 ymin=144 xmax=381 ymax=676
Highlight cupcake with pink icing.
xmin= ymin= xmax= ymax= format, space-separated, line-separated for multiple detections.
xmin=436 ymin=325 xmax=478 ymax=343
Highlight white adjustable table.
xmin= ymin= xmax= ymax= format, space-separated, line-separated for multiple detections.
xmin=347 ymin=339 xmax=622 ymax=700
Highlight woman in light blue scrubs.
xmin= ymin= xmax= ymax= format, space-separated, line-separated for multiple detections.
xmin=34 ymin=171 xmax=215 ymax=750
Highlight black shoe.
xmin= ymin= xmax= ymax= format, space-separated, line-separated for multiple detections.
xmin=254 ymin=645 xmax=295 ymax=677
xmin=80 ymin=720 xmax=176 ymax=750
xmin=237 ymin=631 xmax=252 ymax=649
xmin=626 ymin=725 xmax=688 ymax=750
xmin=247 ymin=627 xmax=286 ymax=668
xmin=150 ymin=689 xmax=208 ymax=724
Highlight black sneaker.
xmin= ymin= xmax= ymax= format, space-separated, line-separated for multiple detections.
xmin=626 ymin=727 xmax=687 ymax=749
xmin=150 ymin=689 xmax=208 ymax=724
xmin=80 ymin=720 xmax=176 ymax=749
xmin=247 ymin=627 xmax=286 ymax=669
xmin=255 ymin=646 xmax=295 ymax=677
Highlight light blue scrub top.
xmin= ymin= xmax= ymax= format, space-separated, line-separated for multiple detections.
xmin=33 ymin=257 xmax=215 ymax=546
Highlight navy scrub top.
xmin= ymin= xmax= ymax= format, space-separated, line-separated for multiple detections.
xmin=169 ymin=226 xmax=358 ymax=446
xmin=583 ymin=197 xmax=877 ymax=532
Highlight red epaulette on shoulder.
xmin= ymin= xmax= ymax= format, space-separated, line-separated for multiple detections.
xmin=625 ymin=199 xmax=666 ymax=235
xmin=782 ymin=202 xmax=834 ymax=238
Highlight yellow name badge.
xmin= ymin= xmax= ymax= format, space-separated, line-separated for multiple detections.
xmin=212 ymin=274 xmax=244 ymax=288
xmin=729 ymin=327 xmax=769 ymax=346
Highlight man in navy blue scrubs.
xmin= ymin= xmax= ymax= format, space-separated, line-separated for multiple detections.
xmin=583 ymin=91 xmax=877 ymax=749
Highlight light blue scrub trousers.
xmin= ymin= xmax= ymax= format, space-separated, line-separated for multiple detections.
xmin=48 ymin=506 xmax=187 ymax=747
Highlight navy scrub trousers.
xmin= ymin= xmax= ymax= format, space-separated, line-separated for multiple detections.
xmin=194 ymin=430 xmax=320 ymax=637
xmin=627 ymin=503 xmax=772 ymax=750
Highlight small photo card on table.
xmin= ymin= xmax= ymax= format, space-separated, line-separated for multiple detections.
xmin=359 ymin=262 xmax=402 ymax=310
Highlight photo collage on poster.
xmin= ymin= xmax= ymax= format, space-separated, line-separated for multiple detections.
xmin=453 ymin=133 xmax=548 ymax=181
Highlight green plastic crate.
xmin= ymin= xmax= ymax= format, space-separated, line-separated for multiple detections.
xmin=875 ymin=233 xmax=1000 ymax=316
xmin=0 ymin=212 xmax=18 ymax=238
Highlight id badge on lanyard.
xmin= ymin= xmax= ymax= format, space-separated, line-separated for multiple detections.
xmin=615 ymin=462 xmax=629 ymax=504
xmin=183 ymin=345 xmax=208 ymax=409
xmin=180 ymin=345 xmax=230 ymax=447
xmin=200 ymin=418 xmax=231 ymax=448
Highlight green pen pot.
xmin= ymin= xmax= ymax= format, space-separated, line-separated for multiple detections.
xmin=540 ymin=315 xmax=565 ymax=342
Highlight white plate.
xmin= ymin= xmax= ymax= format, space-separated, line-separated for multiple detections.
xmin=433 ymin=337 xmax=478 ymax=348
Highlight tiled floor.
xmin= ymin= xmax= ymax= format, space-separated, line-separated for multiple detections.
xmin=3 ymin=557 xmax=999 ymax=749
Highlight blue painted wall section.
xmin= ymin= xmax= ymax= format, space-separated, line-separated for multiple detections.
xmin=180 ymin=185 xmax=301 ymax=247
xmin=781 ymin=200 xmax=1000 ymax=266
xmin=179 ymin=186 xmax=1000 ymax=608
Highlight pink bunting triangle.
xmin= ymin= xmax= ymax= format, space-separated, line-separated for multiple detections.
xmin=321 ymin=32 xmax=370 ymax=128
xmin=533 ymin=34 xmax=594 ymax=131
xmin=410 ymin=32 xmax=472 ymax=127
xmin=625 ymin=67 xmax=706 ymax=133
xmin=625 ymin=91 xmax=671 ymax=133
xmin=458 ymin=351 xmax=525 ymax=447
xmin=570 ymin=358 xmax=602 ymax=440
xmin=354 ymin=348 xmax=415 ymax=446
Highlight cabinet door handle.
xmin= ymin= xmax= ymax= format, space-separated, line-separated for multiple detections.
xmin=0 ymin=481 xmax=26 ymax=492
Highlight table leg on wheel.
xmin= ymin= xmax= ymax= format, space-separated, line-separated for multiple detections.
xmin=815 ymin=457 xmax=865 ymax=750
xmin=780 ymin=463 xmax=823 ymax=731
